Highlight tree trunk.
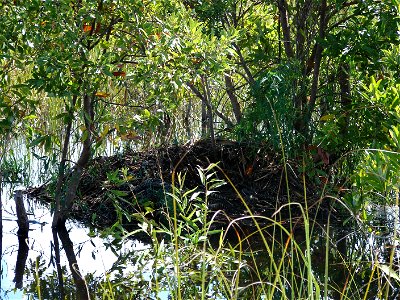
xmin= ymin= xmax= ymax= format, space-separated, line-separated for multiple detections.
xmin=52 ymin=94 xmax=94 ymax=228
xmin=224 ymin=73 xmax=242 ymax=123
xmin=52 ymin=94 xmax=78 ymax=228
xmin=338 ymin=61 xmax=351 ymax=136
xmin=187 ymin=78 xmax=216 ymax=147
xmin=304 ymin=0 xmax=327 ymax=140
xmin=183 ymin=99 xmax=192 ymax=141
xmin=202 ymin=76 xmax=216 ymax=149
xmin=277 ymin=0 xmax=294 ymax=58
xmin=186 ymin=81 xmax=210 ymax=140
xmin=232 ymin=42 xmax=255 ymax=85
xmin=51 ymin=93 xmax=94 ymax=299
xmin=201 ymin=99 xmax=207 ymax=138
xmin=14 ymin=190 xmax=29 ymax=235
xmin=295 ymin=0 xmax=312 ymax=63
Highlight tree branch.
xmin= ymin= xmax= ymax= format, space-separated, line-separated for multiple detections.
xmin=306 ymin=0 xmax=327 ymax=133
xmin=214 ymin=109 xmax=234 ymax=128
xmin=232 ymin=42 xmax=255 ymax=85
xmin=276 ymin=0 xmax=294 ymax=58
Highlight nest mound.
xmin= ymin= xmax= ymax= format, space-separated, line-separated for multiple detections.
xmin=29 ymin=139 xmax=330 ymax=233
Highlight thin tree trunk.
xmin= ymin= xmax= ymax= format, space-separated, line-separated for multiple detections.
xmin=52 ymin=94 xmax=78 ymax=228
xmin=338 ymin=61 xmax=351 ymax=135
xmin=51 ymin=93 xmax=78 ymax=298
xmin=278 ymin=13 xmax=282 ymax=62
xmin=214 ymin=109 xmax=234 ymax=128
xmin=184 ymin=99 xmax=192 ymax=141
xmin=308 ymin=0 xmax=327 ymax=109
xmin=224 ymin=74 xmax=242 ymax=123
xmin=187 ymin=79 xmax=216 ymax=147
xmin=276 ymin=0 xmax=294 ymax=58
xmin=295 ymin=0 xmax=310 ymax=62
xmin=53 ymin=94 xmax=94 ymax=228
xmin=201 ymin=99 xmax=207 ymax=138
xmin=186 ymin=81 xmax=209 ymax=139
xmin=202 ymin=76 xmax=216 ymax=149
xmin=52 ymin=93 xmax=94 ymax=299
xmin=232 ymin=42 xmax=255 ymax=86
xmin=305 ymin=0 xmax=327 ymax=138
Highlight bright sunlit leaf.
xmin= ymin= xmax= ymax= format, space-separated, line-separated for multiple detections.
xmin=95 ymin=91 xmax=110 ymax=98
xmin=379 ymin=264 xmax=400 ymax=282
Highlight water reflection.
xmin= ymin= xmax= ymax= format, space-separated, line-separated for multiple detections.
xmin=10 ymin=190 xmax=30 ymax=290
xmin=2 ymin=184 xmax=400 ymax=299
xmin=1 ymin=138 xmax=131 ymax=298
xmin=1 ymin=187 xmax=147 ymax=299
xmin=222 ymin=214 xmax=400 ymax=299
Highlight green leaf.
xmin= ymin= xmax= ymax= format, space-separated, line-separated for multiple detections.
xmin=81 ymin=130 xmax=89 ymax=142
xmin=110 ymin=190 xmax=128 ymax=197
xmin=22 ymin=114 xmax=37 ymax=120
xmin=142 ymin=109 xmax=151 ymax=118
xmin=378 ymin=264 xmax=400 ymax=282
xmin=320 ymin=114 xmax=335 ymax=121
xmin=197 ymin=167 xmax=206 ymax=185
xmin=29 ymin=136 xmax=46 ymax=147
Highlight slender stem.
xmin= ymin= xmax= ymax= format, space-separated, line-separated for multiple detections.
xmin=52 ymin=94 xmax=78 ymax=228
xmin=276 ymin=0 xmax=294 ymax=58
xmin=305 ymin=0 xmax=327 ymax=138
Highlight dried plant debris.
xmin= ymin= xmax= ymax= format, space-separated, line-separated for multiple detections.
xmin=27 ymin=140 xmax=332 ymax=232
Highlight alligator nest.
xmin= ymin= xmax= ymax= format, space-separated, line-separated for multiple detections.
xmin=29 ymin=139 xmax=332 ymax=235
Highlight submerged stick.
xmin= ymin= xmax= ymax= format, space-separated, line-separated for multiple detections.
xmin=14 ymin=190 xmax=29 ymax=235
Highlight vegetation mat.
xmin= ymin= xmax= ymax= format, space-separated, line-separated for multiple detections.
xmin=28 ymin=140 xmax=332 ymax=235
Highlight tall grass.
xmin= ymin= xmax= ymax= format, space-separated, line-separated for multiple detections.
xmin=19 ymin=148 xmax=400 ymax=299
xmin=23 ymin=161 xmax=400 ymax=299
xmin=108 ymin=165 xmax=396 ymax=299
xmin=101 ymin=163 xmax=325 ymax=299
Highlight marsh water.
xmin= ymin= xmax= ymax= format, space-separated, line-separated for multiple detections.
xmin=1 ymin=148 xmax=400 ymax=299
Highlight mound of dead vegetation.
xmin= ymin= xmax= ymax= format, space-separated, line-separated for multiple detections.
xmin=28 ymin=139 xmax=333 ymax=234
